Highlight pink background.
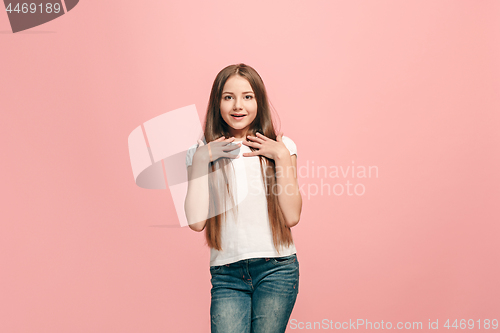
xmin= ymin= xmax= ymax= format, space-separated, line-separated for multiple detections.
xmin=1 ymin=0 xmax=499 ymax=332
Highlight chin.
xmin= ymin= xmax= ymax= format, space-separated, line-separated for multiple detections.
xmin=230 ymin=122 xmax=249 ymax=128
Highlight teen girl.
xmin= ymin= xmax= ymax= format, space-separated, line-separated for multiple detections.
xmin=184 ymin=63 xmax=302 ymax=333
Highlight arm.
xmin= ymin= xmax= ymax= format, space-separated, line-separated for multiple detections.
xmin=184 ymin=137 xmax=240 ymax=232
xmin=274 ymin=153 xmax=302 ymax=228
xmin=184 ymin=153 xmax=210 ymax=232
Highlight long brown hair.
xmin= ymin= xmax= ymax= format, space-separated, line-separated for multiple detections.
xmin=203 ymin=63 xmax=294 ymax=254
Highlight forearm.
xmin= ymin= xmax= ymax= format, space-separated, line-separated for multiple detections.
xmin=184 ymin=155 xmax=210 ymax=231
xmin=274 ymin=153 xmax=302 ymax=228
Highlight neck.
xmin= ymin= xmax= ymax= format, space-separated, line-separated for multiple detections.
xmin=228 ymin=129 xmax=250 ymax=140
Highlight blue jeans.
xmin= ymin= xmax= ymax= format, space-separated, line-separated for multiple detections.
xmin=210 ymin=254 xmax=299 ymax=333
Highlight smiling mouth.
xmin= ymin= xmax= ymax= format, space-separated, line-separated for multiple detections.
xmin=231 ymin=114 xmax=246 ymax=118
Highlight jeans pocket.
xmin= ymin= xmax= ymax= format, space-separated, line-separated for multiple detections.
xmin=270 ymin=254 xmax=297 ymax=266
xmin=210 ymin=265 xmax=224 ymax=274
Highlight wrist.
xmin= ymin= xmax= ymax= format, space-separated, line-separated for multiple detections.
xmin=193 ymin=151 xmax=210 ymax=165
xmin=274 ymin=149 xmax=290 ymax=162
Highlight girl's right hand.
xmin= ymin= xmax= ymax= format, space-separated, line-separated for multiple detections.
xmin=194 ymin=136 xmax=241 ymax=163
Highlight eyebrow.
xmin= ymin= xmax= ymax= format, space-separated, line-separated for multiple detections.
xmin=222 ymin=91 xmax=254 ymax=95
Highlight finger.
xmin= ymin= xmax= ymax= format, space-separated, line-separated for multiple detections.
xmin=255 ymin=132 xmax=269 ymax=140
xmin=214 ymin=136 xmax=226 ymax=142
xmin=243 ymin=152 xmax=259 ymax=157
xmin=224 ymin=137 xmax=236 ymax=142
xmin=211 ymin=141 xmax=237 ymax=149
xmin=197 ymin=139 xmax=204 ymax=146
xmin=276 ymin=132 xmax=283 ymax=142
xmin=223 ymin=152 xmax=240 ymax=159
xmin=223 ymin=143 xmax=241 ymax=151
xmin=243 ymin=141 xmax=261 ymax=149
xmin=246 ymin=135 xmax=265 ymax=144
xmin=222 ymin=138 xmax=237 ymax=146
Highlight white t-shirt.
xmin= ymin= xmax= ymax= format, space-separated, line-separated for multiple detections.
xmin=185 ymin=136 xmax=298 ymax=267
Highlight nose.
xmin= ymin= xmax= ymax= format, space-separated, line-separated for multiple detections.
xmin=233 ymin=97 xmax=243 ymax=110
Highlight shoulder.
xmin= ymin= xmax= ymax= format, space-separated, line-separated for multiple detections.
xmin=186 ymin=142 xmax=199 ymax=157
xmin=185 ymin=142 xmax=200 ymax=167
xmin=281 ymin=135 xmax=296 ymax=145
xmin=187 ymin=142 xmax=199 ymax=151
xmin=281 ymin=135 xmax=297 ymax=157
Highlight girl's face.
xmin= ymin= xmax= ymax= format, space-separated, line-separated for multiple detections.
xmin=220 ymin=75 xmax=258 ymax=138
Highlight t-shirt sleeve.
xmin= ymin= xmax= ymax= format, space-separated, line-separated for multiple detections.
xmin=185 ymin=143 xmax=199 ymax=168
xmin=282 ymin=136 xmax=297 ymax=157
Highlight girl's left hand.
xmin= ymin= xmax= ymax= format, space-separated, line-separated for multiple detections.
xmin=242 ymin=132 xmax=289 ymax=160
